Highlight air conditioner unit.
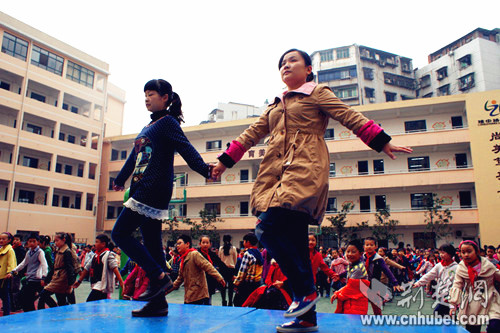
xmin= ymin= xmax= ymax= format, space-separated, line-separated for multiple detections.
xmin=448 ymin=51 xmax=454 ymax=56
xmin=438 ymin=74 xmax=444 ymax=79
xmin=369 ymin=97 xmax=375 ymax=103
xmin=341 ymin=75 xmax=351 ymax=80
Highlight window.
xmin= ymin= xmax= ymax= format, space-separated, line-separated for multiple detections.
xmin=86 ymin=193 xmax=94 ymax=211
xmin=320 ymin=50 xmax=333 ymax=62
xmin=31 ymin=45 xmax=64 ymax=75
xmin=62 ymin=103 xmax=68 ymax=110
xmin=459 ymin=73 xmax=475 ymax=91
xmin=329 ymin=163 xmax=336 ymax=177
xmin=2 ymin=32 xmax=29 ymax=61
xmin=405 ymin=120 xmax=426 ymax=133
xmin=26 ymin=123 xmax=42 ymax=135
xmin=52 ymin=194 xmax=59 ymax=207
xmin=420 ymin=75 xmax=431 ymax=88
xmin=111 ymin=149 xmax=119 ymax=161
xmin=318 ymin=67 xmax=357 ymax=83
xmin=326 ymin=197 xmax=337 ymax=212
xmin=375 ymin=195 xmax=386 ymax=210
xmin=206 ymin=140 xmax=222 ymax=151
xmin=109 ymin=177 xmax=116 ymax=190
xmin=332 ymin=86 xmax=358 ymax=99
xmin=174 ymin=173 xmax=187 ymax=186
xmin=67 ymin=135 xmax=75 ymax=144
xmin=204 ymin=203 xmax=221 ymax=216
xmin=64 ymin=165 xmax=72 ymax=175
xmin=365 ymin=87 xmax=375 ymax=98
xmin=373 ymin=159 xmax=384 ymax=174
xmin=18 ymin=190 xmax=35 ymax=203
xmin=451 ymin=116 xmax=463 ymax=128
xmin=0 ymin=80 xmax=10 ymax=91
xmin=70 ymin=106 xmax=78 ymax=114
xmin=107 ymin=206 xmax=115 ymax=219
xmin=240 ymin=169 xmax=249 ymax=183
xmin=455 ymin=153 xmax=467 ymax=168
xmin=408 ymin=156 xmax=430 ymax=172
xmin=384 ymin=91 xmax=396 ymax=102
xmin=358 ymin=160 xmax=368 ymax=175
xmin=61 ymin=196 xmax=70 ymax=208
xmin=30 ymin=92 xmax=46 ymax=103
xmin=360 ymin=196 xmax=370 ymax=212
xmin=66 ymin=61 xmax=95 ymax=88
xmin=438 ymin=84 xmax=450 ymax=96
xmin=59 ymin=132 xmax=65 ymax=141
xmin=74 ymin=195 xmax=81 ymax=209
xmin=240 ymin=201 xmax=249 ymax=216
xmin=55 ymin=163 xmax=62 ymax=173
xmin=437 ymin=67 xmax=448 ymax=80
xmin=77 ymin=164 xmax=84 ymax=177
xmin=411 ymin=193 xmax=433 ymax=210
xmin=458 ymin=54 xmax=471 ymax=69
xmin=459 ymin=191 xmax=472 ymax=208
xmin=337 ymin=48 xmax=349 ymax=59
xmin=324 ymin=128 xmax=334 ymax=140
xmin=22 ymin=156 xmax=38 ymax=168
xmin=363 ymin=67 xmax=374 ymax=80
xmin=121 ymin=150 xmax=128 ymax=160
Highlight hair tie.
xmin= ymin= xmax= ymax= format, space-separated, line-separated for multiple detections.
xmin=459 ymin=240 xmax=478 ymax=249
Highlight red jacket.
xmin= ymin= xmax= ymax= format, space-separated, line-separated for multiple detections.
xmin=310 ymin=250 xmax=338 ymax=283
xmin=334 ymin=278 xmax=370 ymax=315
xmin=123 ymin=265 xmax=149 ymax=300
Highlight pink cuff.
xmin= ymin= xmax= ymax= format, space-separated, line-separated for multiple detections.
xmin=356 ymin=120 xmax=383 ymax=146
xmin=225 ymin=140 xmax=246 ymax=164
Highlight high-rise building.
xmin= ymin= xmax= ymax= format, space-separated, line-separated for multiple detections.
xmin=0 ymin=11 xmax=125 ymax=244
xmin=99 ymin=89 xmax=500 ymax=248
xmin=311 ymin=45 xmax=416 ymax=106
xmin=415 ymin=28 xmax=500 ymax=99
xmin=202 ymin=102 xmax=264 ymax=125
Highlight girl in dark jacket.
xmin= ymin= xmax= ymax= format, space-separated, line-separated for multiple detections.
xmin=111 ymin=79 xmax=212 ymax=317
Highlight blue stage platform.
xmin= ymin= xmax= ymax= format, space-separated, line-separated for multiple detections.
xmin=0 ymin=300 xmax=467 ymax=332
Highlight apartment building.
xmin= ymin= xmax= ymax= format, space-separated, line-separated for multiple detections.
xmin=99 ymin=89 xmax=500 ymax=248
xmin=311 ymin=45 xmax=416 ymax=106
xmin=415 ymin=28 xmax=500 ymax=99
xmin=202 ymin=102 xmax=265 ymax=125
xmin=0 ymin=12 xmax=125 ymax=243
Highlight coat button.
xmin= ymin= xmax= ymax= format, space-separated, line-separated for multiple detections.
xmin=277 ymin=153 xmax=281 ymax=158
xmin=276 ymin=175 xmax=281 ymax=181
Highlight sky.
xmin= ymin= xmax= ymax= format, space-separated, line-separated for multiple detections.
xmin=2 ymin=1 xmax=499 ymax=134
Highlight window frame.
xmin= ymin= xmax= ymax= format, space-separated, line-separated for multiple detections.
xmin=1 ymin=32 xmax=29 ymax=61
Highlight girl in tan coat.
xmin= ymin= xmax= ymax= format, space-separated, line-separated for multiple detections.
xmin=449 ymin=240 xmax=500 ymax=333
xmin=212 ymin=49 xmax=412 ymax=333
xmin=38 ymin=232 xmax=76 ymax=309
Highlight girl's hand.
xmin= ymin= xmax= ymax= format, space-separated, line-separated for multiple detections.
xmin=330 ymin=292 xmax=338 ymax=303
xmin=449 ymin=308 xmax=456 ymax=316
xmin=393 ymin=285 xmax=404 ymax=292
xmin=211 ymin=162 xmax=227 ymax=180
xmin=382 ymin=142 xmax=413 ymax=160
xmin=112 ymin=182 xmax=124 ymax=191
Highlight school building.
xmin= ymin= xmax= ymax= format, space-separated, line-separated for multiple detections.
xmin=0 ymin=12 xmax=125 ymax=244
xmin=99 ymin=89 xmax=500 ymax=249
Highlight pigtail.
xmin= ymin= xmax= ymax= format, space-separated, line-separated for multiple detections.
xmin=168 ymin=92 xmax=184 ymax=124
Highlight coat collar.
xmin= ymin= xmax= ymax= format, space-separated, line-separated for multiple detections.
xmin=57 ymin=244 xmax=69 ymax=254
xmin=0 ymin=244 xmax=12 ymax=255
xmin=280 ymin=81 xmax=317 ymax=101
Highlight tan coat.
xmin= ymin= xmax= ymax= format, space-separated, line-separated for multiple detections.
xmin=45 ymin=244 xmax=74 ymax=294
xmin=449 ymin=257 xmax=500 ymax=320
xmin=235 ymin=84 xmax=373 ymax=223
xmin=172 ymin=250 xmax=224 ymax=303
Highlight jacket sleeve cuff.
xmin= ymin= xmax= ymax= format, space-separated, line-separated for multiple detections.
xmin=218 ymin=152 xmax=236 ymax=168
xmin=368 ymin=131 xmax=391 ymax=152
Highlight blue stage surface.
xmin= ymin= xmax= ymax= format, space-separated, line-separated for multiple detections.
xmin=0 ymin=300 xmax=467 ymax=332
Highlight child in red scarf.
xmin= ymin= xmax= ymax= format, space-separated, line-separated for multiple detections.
xmin=331 ymin=239 xmax=370 ymax=315
xmin=73 ymin=234 xmax=124 ymax=301
xmin=449 ymin=240 xmax=500 ymax=333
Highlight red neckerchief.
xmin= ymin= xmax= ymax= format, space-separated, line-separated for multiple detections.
xmin=441 ymin=258 xmax=453 ymax=267
xmin=179 ymin=248 xmax=196 ymax=272
xmin=199 ymin=248 xmax=213 ymax=265
xmin=365 ymin=252 xmax=375 ymax=270
xmin=465 ymin=259 xmax=480 ymax=286
xmin=94 ymin=248 xmax=109 ymax=265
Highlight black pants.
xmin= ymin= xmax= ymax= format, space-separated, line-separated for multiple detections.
xmin=466 ymin=319 xmax=500 ymax=333
xmin=38 ymin=289 xmax=68 ymax=309
xmin=434 ymin=303 xmax=449 ymax=317
xmin=186 ymin=298 xmax=209 ymax=305
xmin=233 ymin=281 xmax=261 ymax=307
xmin=19 ymin=280 xmax=44 ymax=312
xmin=87 ymin=289 xmax=108 ymax=302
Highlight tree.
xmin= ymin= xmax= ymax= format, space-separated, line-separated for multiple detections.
xmin=424 ymin=193 xmax=453 ymax=241
xmin=372 ymin=208 xmax=400 ymax=246
xmin=326 ymin=202 xmax=354 ymax=247
xmin=348 ymin=221 xmax=371 ymax=242
xmin=189 ymin=209 xmax=223 ymax=243
xmin=162 ymin=216 xmax=192 ymax=246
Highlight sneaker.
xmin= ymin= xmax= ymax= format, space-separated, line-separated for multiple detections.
xmin=284 ymin=292 xmax=319 ymax=318
xmin=276 ymin=319 xmax=318 ymax=332
xmin=136 ymin=274 xmax=173 ymax=301
xmin=132 ymin=295 xmax=168 ymax=317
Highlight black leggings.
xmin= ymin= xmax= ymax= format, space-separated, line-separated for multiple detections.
xmin=38 ymin=289 xmax=68 ymax=309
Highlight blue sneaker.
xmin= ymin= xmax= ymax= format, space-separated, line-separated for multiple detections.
xmin=276 ymin=319 xmax=318 ymax=332
xmin=284 ymin=292 xmax=319 ymax=318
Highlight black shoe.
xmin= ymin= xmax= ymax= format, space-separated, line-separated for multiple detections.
xmin=136 ymin=274 xmax=172 ymax=301
xmin=132 ymin=295 xmax=168 ymax=317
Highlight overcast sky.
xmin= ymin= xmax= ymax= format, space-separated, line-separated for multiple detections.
xmin=2 ymin=1 xmax=499 ymax=134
